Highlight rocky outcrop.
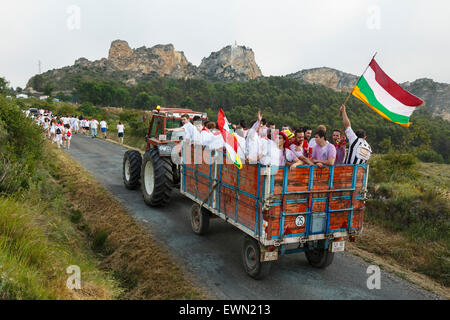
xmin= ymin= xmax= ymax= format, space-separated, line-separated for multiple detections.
xmin=26 ymin=40 xmax=262 ymax=91
xmin=402 ymin=78 xmax=450 ymax=121
xmin=199 ymin=45 xmax=262 ymax=81
xmin=106 ymin=40 xmax=198 ymax=78
xmin=286 ymin=67 xmax=358 ymax=92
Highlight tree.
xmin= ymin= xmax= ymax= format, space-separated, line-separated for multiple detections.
xmin=180 ymin=96 xmax=195 ymax=108
xmin=31 ymin=75 xmax=45 ymax=92
xmin=0 ymin=77 xmax=8 ymax=94
xmin=134 ymin=92 xmax=151 ymax=109
xmin=43 ymin=82 xmax=54 ymax=96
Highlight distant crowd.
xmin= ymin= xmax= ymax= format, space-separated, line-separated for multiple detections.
xmin=24 ymin=109 xmax=126 ymax=149
xmin=169 ymin=104 xmax=372 ymax=168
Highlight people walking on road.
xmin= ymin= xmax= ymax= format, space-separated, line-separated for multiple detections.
xmin=64 ymin=125 xmax=72 ymax=150
xmin=55 ymin=121 xmax=64 ymax=149
xmin=117 ymin=121 xmax=125 ymax=144
xmin=100 ymin=120 xmax=108 ymax=139
xmin=50 ymin=119 xmax=56 ymax=143
xmin=90 ymin=118 xmax=99 ymax=138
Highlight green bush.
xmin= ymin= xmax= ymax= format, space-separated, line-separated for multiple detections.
xmin=370 ymin=151 xmax=420 ymax=183
xmin=417 ymin=150 xmax=444 ymax=164
xmin=0 ymin=97 xmax=44 ymax=194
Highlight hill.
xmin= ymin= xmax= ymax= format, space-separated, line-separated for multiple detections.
xmin=26 ymin=40 xmax=262 ymax=92
xmin=286 ymin=67 xmax=450 ymax=120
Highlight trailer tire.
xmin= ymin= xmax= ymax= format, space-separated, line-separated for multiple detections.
xmin=305 ymin=241 xmax=335 ymax=268
xmin=190 ymin=203 xmax=210 ymax=235
xmin=123 ymin=150 xmax=142 ymax=190
xmin=141 ymin=148 xmax=173 ymax=207
xmin=242 ymin=236 xmax=272 ymax=280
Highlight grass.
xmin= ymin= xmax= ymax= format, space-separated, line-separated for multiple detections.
xmin=0 ymin=185 xmax=119 ymax=299
xmin=50 ymin=143 xmax=205 ymax=300
xmin=359 ymin=153 xmax=450 ymax=288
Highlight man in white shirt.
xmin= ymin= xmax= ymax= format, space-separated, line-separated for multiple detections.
xmin=167 ymin=114 xmax=195 ymax=144
xmin=90 ymin=118 xmax=99 ymax=138
xmin=117 ymin=122 xmax=125 ymax=144
xmin=100 ymin=120 xmax=108 ymax=139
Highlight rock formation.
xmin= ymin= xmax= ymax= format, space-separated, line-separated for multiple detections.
xmin=26 ymin=40 xmax=262 ymax=91
xmin=199 ymin=45 xmax=262 ymax=81
xmin=286 ymin=67 xmax=359 ymax=92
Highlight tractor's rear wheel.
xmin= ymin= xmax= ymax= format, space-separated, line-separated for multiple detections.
xmin=141 ymin=148 xmax=173 ymax=207
xmin=123 ymin=150 xmax=142 ymax=190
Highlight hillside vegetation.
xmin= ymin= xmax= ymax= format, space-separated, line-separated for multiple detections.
xmin=46 ymin=77 xmax=450 ymax=163
xmin=0 ymin=96 xmax=203 ymax=299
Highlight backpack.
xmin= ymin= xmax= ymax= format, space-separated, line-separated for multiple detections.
xmin=56 ymin=127 xmax=62 ymax=135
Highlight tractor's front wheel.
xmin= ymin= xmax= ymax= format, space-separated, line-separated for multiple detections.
xmin=141 ymin=148 xmax=173 ymax=207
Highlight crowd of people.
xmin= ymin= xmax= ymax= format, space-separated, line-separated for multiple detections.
xmin=24 ymin=108 xmax=126 ymax=149
xmin=169 ymin=104 xmax=372 ymax=169
xmin=24 ymin=105 xmax=371 ymax=168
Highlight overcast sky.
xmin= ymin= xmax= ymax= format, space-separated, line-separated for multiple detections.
xmin=1 ymin=0 xmax=449 ymax=88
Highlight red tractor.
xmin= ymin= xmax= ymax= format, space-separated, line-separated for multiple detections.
xmin=122 ymin=107 xmax=208 ymax=206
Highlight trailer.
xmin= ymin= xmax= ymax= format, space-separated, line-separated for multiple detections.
xmin=181 ymin=145 xmax=369 ymax=279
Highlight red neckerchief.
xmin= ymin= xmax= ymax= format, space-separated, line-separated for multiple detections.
xmin=334 ymin=139 xmax=347 ymax=148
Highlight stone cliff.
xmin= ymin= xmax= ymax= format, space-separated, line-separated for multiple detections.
xmin=199 ymin=45 xmax=262 ymax=81
xmin=26 ymin=40 xmax=262 ymax=91
xmin=286 ymin=67 xmax=358 ymax=92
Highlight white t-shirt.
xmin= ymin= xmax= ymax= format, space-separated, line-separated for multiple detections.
xmin=117 ymin=124 xmax=124 ymax=133
xmin=345 ymin=127 xmax=358 ymax=145
xmin=100 ymin=121 xmax=107 ymax=128
xmin=182 ymin=122 xmax=195 ymax=142
xmin=91 ymin=120 xmax=99 ymax=129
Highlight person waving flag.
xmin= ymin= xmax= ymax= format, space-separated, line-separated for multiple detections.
xmin=217 ymin=109 xmax=243 ymax=169
xmin=351 ymin=56 xmax=424 ymax=127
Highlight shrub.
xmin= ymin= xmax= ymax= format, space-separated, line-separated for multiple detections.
xmin=370 ymin=151 xmax=420 ymax=183
xmin=417 ymin=150 xmax=444 ymax=164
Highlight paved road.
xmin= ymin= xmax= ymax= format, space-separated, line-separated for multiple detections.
xmin=66 ymin=134 xmax=440 ymax=300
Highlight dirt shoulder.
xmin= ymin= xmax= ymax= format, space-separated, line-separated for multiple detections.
xmin=347 ymin=221 xmax=449 ymax=299
xmin=51 ymin=144 xmax=206 ymax=300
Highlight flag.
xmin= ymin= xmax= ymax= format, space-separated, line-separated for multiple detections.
xmin=352 ymin=59 xmax=424 ymax=127
xmin=217 ymin=109 xmax=243 ymax=169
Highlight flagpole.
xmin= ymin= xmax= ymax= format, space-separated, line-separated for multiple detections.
xmin=339 ymin=52 xmax=378 ymax=116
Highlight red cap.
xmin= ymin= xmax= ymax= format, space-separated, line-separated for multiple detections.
xmin=279 ymin=131 xmax=290 ymax=148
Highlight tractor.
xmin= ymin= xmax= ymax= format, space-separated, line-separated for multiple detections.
xmin=122 ymin=107 xmax=208 ymax=207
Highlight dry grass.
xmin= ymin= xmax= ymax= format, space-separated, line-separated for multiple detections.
xmin=51 ymin=146 xmax=205 ymax=300
xmin=348 ymin=220 xmax=450 ymax=299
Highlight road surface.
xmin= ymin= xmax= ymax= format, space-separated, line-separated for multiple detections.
xmin=66 ymin=134 xmax=441 ymax=300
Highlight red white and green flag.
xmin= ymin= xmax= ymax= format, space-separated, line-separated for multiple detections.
xmin=352 ymin=59 xmax=424 ymax=127
xmin=217 ymin=109 xmax=243 ymax=169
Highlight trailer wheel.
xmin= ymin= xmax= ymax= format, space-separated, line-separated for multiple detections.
xmin=141 ymin=148 xmax=173 ymax=207
xmin=305 ymin=241 xmax=335 ymax=268
xmin=242 ymin=236 xmax=272 ymax=280
xmin=123 ymin=150 xmax=142 ymax=190
xmin=190 ymin=203 xmax=210 ymax=235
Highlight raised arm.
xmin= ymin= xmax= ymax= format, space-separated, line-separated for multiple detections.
xmin=340 ymin=104 xmax=351 ymax=129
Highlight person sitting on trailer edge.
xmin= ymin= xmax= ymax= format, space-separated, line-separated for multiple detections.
xmin=311 ymin=130 xmax=336 ymax=168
